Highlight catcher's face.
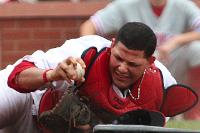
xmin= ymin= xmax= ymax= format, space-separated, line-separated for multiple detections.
xmin=110 ymin=41 xmax=151 ymax=90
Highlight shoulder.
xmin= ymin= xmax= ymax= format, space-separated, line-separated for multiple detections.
xmin=105 ymin=0 xmax=141 ymax=8
xmin=154 ymin=60 xmax=168 ymax=72
xmin=154 ymin=60 xmax=177 ymax=88
xmin=62 ymin=35 xmax=111 ymax=51
xmin=114 ymin=0 xmax=140 ymax=4
xmin=154 ymin=60 xmax=172 ymax=78
xmin=171 ymin=0 xmax=198 ymax=7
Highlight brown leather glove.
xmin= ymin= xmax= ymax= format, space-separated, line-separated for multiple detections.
xmin=38 ymin=88 xmax=91 ymax=133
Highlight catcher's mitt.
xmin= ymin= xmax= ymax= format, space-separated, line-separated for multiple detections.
xmin=38 ymin=88 xmax=91 ymax=133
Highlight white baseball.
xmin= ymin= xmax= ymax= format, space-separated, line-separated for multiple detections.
xmin=76 ymin=63 xmax=85 ymax=79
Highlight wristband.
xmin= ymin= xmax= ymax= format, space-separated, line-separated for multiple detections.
xmin=42 ymin=69 xmax=53 ymax=83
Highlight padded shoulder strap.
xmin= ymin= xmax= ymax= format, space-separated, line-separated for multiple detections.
xmin=81 ymin=47 xmax=98 ymax=77
xmin=81 ymin=47 xmax=108 ymax=79
xmin=160 ymin=84 xmax=198 ymax=117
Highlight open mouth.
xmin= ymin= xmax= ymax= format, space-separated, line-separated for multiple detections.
xmin=114 ymin=71 xmax=129 ymax=81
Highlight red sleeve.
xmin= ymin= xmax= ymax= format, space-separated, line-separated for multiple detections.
xmin=7 ymin=60 xmax=36 ymax=93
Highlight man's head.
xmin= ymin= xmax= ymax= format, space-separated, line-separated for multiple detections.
xmin=110 ymin=22 xmax=157 ymax=89
xmin=115 ymin=22 xmax=157 ymax=58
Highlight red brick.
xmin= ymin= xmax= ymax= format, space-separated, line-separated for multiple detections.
xmin=2 ymin=40 xmax=17 ymax=50
xmin=15 ymin=40 xmax=47 ymax=51
xmin=17 ymin=19 xmax=47 ymax=29
xmin=2 ymin=29 xmax=31 ymax=40
xmin=0 ymin=20 xmax=16 ymax=29
xmin=33 ymin=30 xmax=62 ymax=39
xmin=2 ymin=51 xmax=32 ymax=65
xmin=48 ymin=19 xmax=79 ymax=28
xmin=0 ymin=1 xmax=109 ymax=68
xmin=63 ymin=30 xmax=79 ymax=39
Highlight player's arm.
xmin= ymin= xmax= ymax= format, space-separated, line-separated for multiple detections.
xmin=157 ymin=31 xmax=200 ymax=60
xmin=12 ymin=67 xmax=50 ymax=92
xmin=79 ymin=19 xmax=97 ymax=36
xmin=8 ymin=57 xmax=85 ymax=93
xmin=167 ymin=31 xmax=200 ymax=49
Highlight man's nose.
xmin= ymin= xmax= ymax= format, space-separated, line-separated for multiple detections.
xmin=118 ymin=62 xmax=128 ymax=73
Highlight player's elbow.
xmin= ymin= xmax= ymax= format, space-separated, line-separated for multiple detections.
xmin=79 ymin=20 xmax=97 ymax=36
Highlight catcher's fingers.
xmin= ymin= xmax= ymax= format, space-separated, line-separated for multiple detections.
xmin=47 ymin=61 xmax=75 ymax=83
xmin=60 ymin=67 xmax=74 ymax=83
xmin=54 ymin=65 xmax=73 ymax=83
xmin=66 ymin=56 xmax=77 ymax=66
xmin=65 ymin=57 xmax=86 ymax=70
xmin=76 ymin=58 xmax=86 ymax=69
xmin=76 ymin=58 xmax=86 ymax=83
xmin=48 ymin=57 xmax=85 ymax=83
xmin=45 ymin=64 xmax=71 ymax=83
xmin=65 ymin=57 xmax=85 ymax=81
xmin=63 ymin=57 xmax=85 ymax=82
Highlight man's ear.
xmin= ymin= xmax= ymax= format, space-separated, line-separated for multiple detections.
xmin=111 ymin=38 xmax=116 ymax=48
xmin=148 ymin=56 xmax=155 ymax=64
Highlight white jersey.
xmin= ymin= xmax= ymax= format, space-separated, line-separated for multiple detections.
xmin=0 ymin=35 xmax=176 ymax=132
xmin=0 ymin=64 xmax=38 ymax=133
xmin=91 ymin=0 xmax=200 ymax=44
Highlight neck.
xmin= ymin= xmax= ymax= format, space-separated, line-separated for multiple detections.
xmin=150 ymin=0 xmax=166 ymax=7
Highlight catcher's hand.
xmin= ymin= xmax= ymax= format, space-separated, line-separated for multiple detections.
xmin=38 ymin=88 xmax=91 ymax=133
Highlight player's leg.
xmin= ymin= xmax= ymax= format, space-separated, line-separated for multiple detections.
xmin=167 ymin=41 xmax=200 ymax=120
xmin=182 ymin=41 xmax=200 ymax=120
xmin=0 ymin=80 xmax=39 ymax=132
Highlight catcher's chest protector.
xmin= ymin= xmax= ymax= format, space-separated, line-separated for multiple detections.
xmin=79 ymin=47 xmax=164 ymax=117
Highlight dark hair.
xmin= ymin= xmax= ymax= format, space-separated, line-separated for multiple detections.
xmin=115 ymin=22 xmax=157 ymax=58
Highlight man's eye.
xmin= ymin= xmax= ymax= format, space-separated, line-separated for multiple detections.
xmin=115 ymin=56 xmax=122 ymax=61
xmin=128 ymin=62 xmax=140 ymax=67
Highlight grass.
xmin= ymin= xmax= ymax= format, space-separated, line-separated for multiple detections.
xmin=166 ymin=120 xmax=200 ymax=131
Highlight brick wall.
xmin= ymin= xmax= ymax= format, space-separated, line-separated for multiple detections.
xmin=0 ymin=1 xmax=109 ymax=69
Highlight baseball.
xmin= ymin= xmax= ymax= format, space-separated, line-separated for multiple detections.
xmin=76 ymin=63 xmax=85 ymax=79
